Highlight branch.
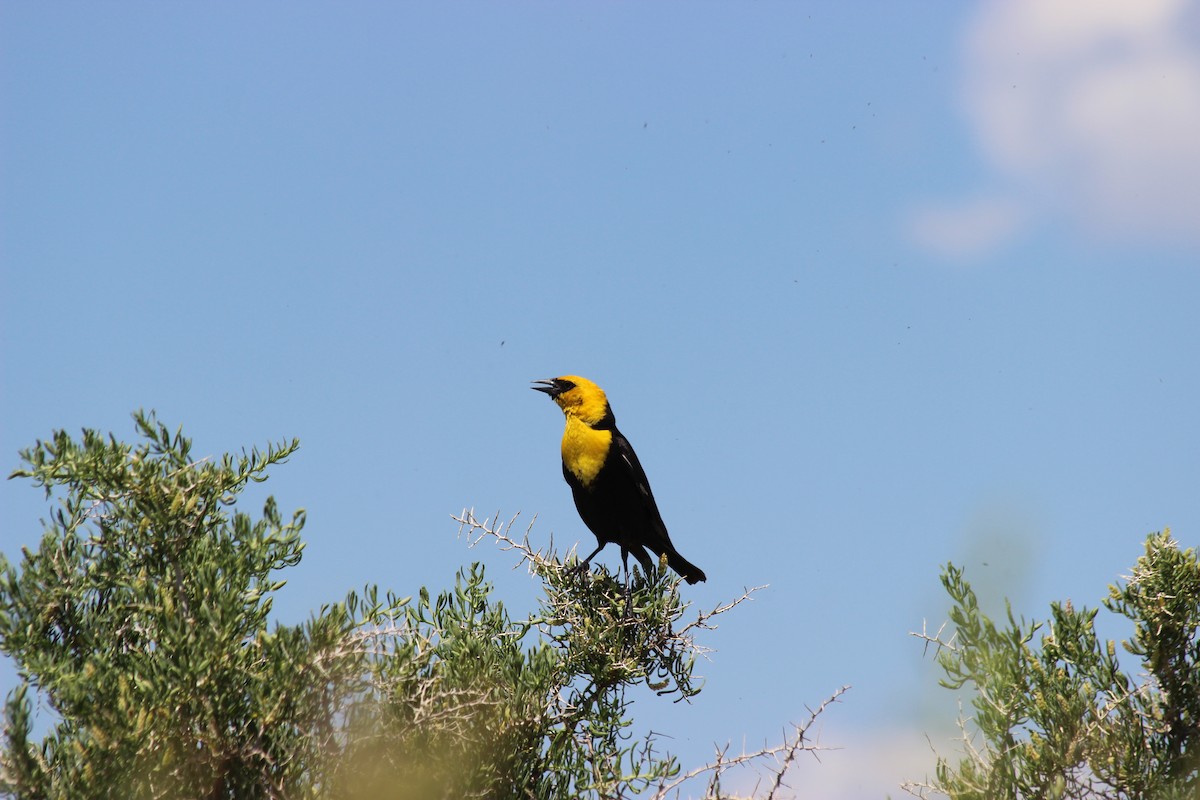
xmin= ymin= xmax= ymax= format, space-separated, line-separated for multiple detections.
xmin=453 ymin=508 xmax=564 ymax=576
xmin=677 ymin=585 xmax=768 ymax=641
xmin=651 ymin=685 xmax=851 ymax=800
xmin=909 ymin=618 xmax=958 ymax=657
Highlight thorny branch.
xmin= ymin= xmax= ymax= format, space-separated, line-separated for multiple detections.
xmin=910 ymin=618 xmax=958 ymax=657
xmin=656 ymin=685 xmax=851 ymax=800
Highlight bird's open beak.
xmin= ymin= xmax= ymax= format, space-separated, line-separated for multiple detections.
xmin=531 ymin=378 xmax=563 ymax=397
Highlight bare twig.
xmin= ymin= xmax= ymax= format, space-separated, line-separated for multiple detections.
xmin=651 ymin=685 xmax=851 ymax=800
xmin=910 ymin=618 xmax=957 ymax=657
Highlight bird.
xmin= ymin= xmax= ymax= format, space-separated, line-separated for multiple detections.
xmin=532 ymin=375 xmax=706 ymax=585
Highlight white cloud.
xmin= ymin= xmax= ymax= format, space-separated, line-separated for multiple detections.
xmin=907 ymin=196 xmax=1026 ymax=261
xmin=912 ymin=0 xmax=1200 ymax=258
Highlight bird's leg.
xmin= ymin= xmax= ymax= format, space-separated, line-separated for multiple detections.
xmin=570 ymin=543 xmax=606 ymax=577
xmin=621 ymin=547 xmax=634 ymax=617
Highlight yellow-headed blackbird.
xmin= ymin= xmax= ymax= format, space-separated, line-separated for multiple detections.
xmin=532 ymin=375 xmax=706 ymax=584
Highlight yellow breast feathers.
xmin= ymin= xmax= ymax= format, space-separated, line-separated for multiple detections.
xmin=561 ymin=415 xmax=612 ymax=487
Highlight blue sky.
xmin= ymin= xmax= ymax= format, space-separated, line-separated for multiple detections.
xmin=2 ymin=2 xmax=1198 ymax=796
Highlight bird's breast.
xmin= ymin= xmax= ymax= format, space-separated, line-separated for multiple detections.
xmin=561 ymin=417 xmax=612 ymax=488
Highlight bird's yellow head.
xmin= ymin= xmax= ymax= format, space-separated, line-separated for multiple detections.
xmin=531 ymin=375 xmax=612 ymax=426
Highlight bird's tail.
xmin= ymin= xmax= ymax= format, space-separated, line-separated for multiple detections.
xmin=666 ymin=551 xmax=706 ymax=584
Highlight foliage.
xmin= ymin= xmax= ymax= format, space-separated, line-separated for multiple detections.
xmin=0 ymin=413 xmax=841 ymax=800
xmin=911 ymin=531 xmax=1200 ymax=800
xmin=0 ymin=414 xmax=354 ymax=799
